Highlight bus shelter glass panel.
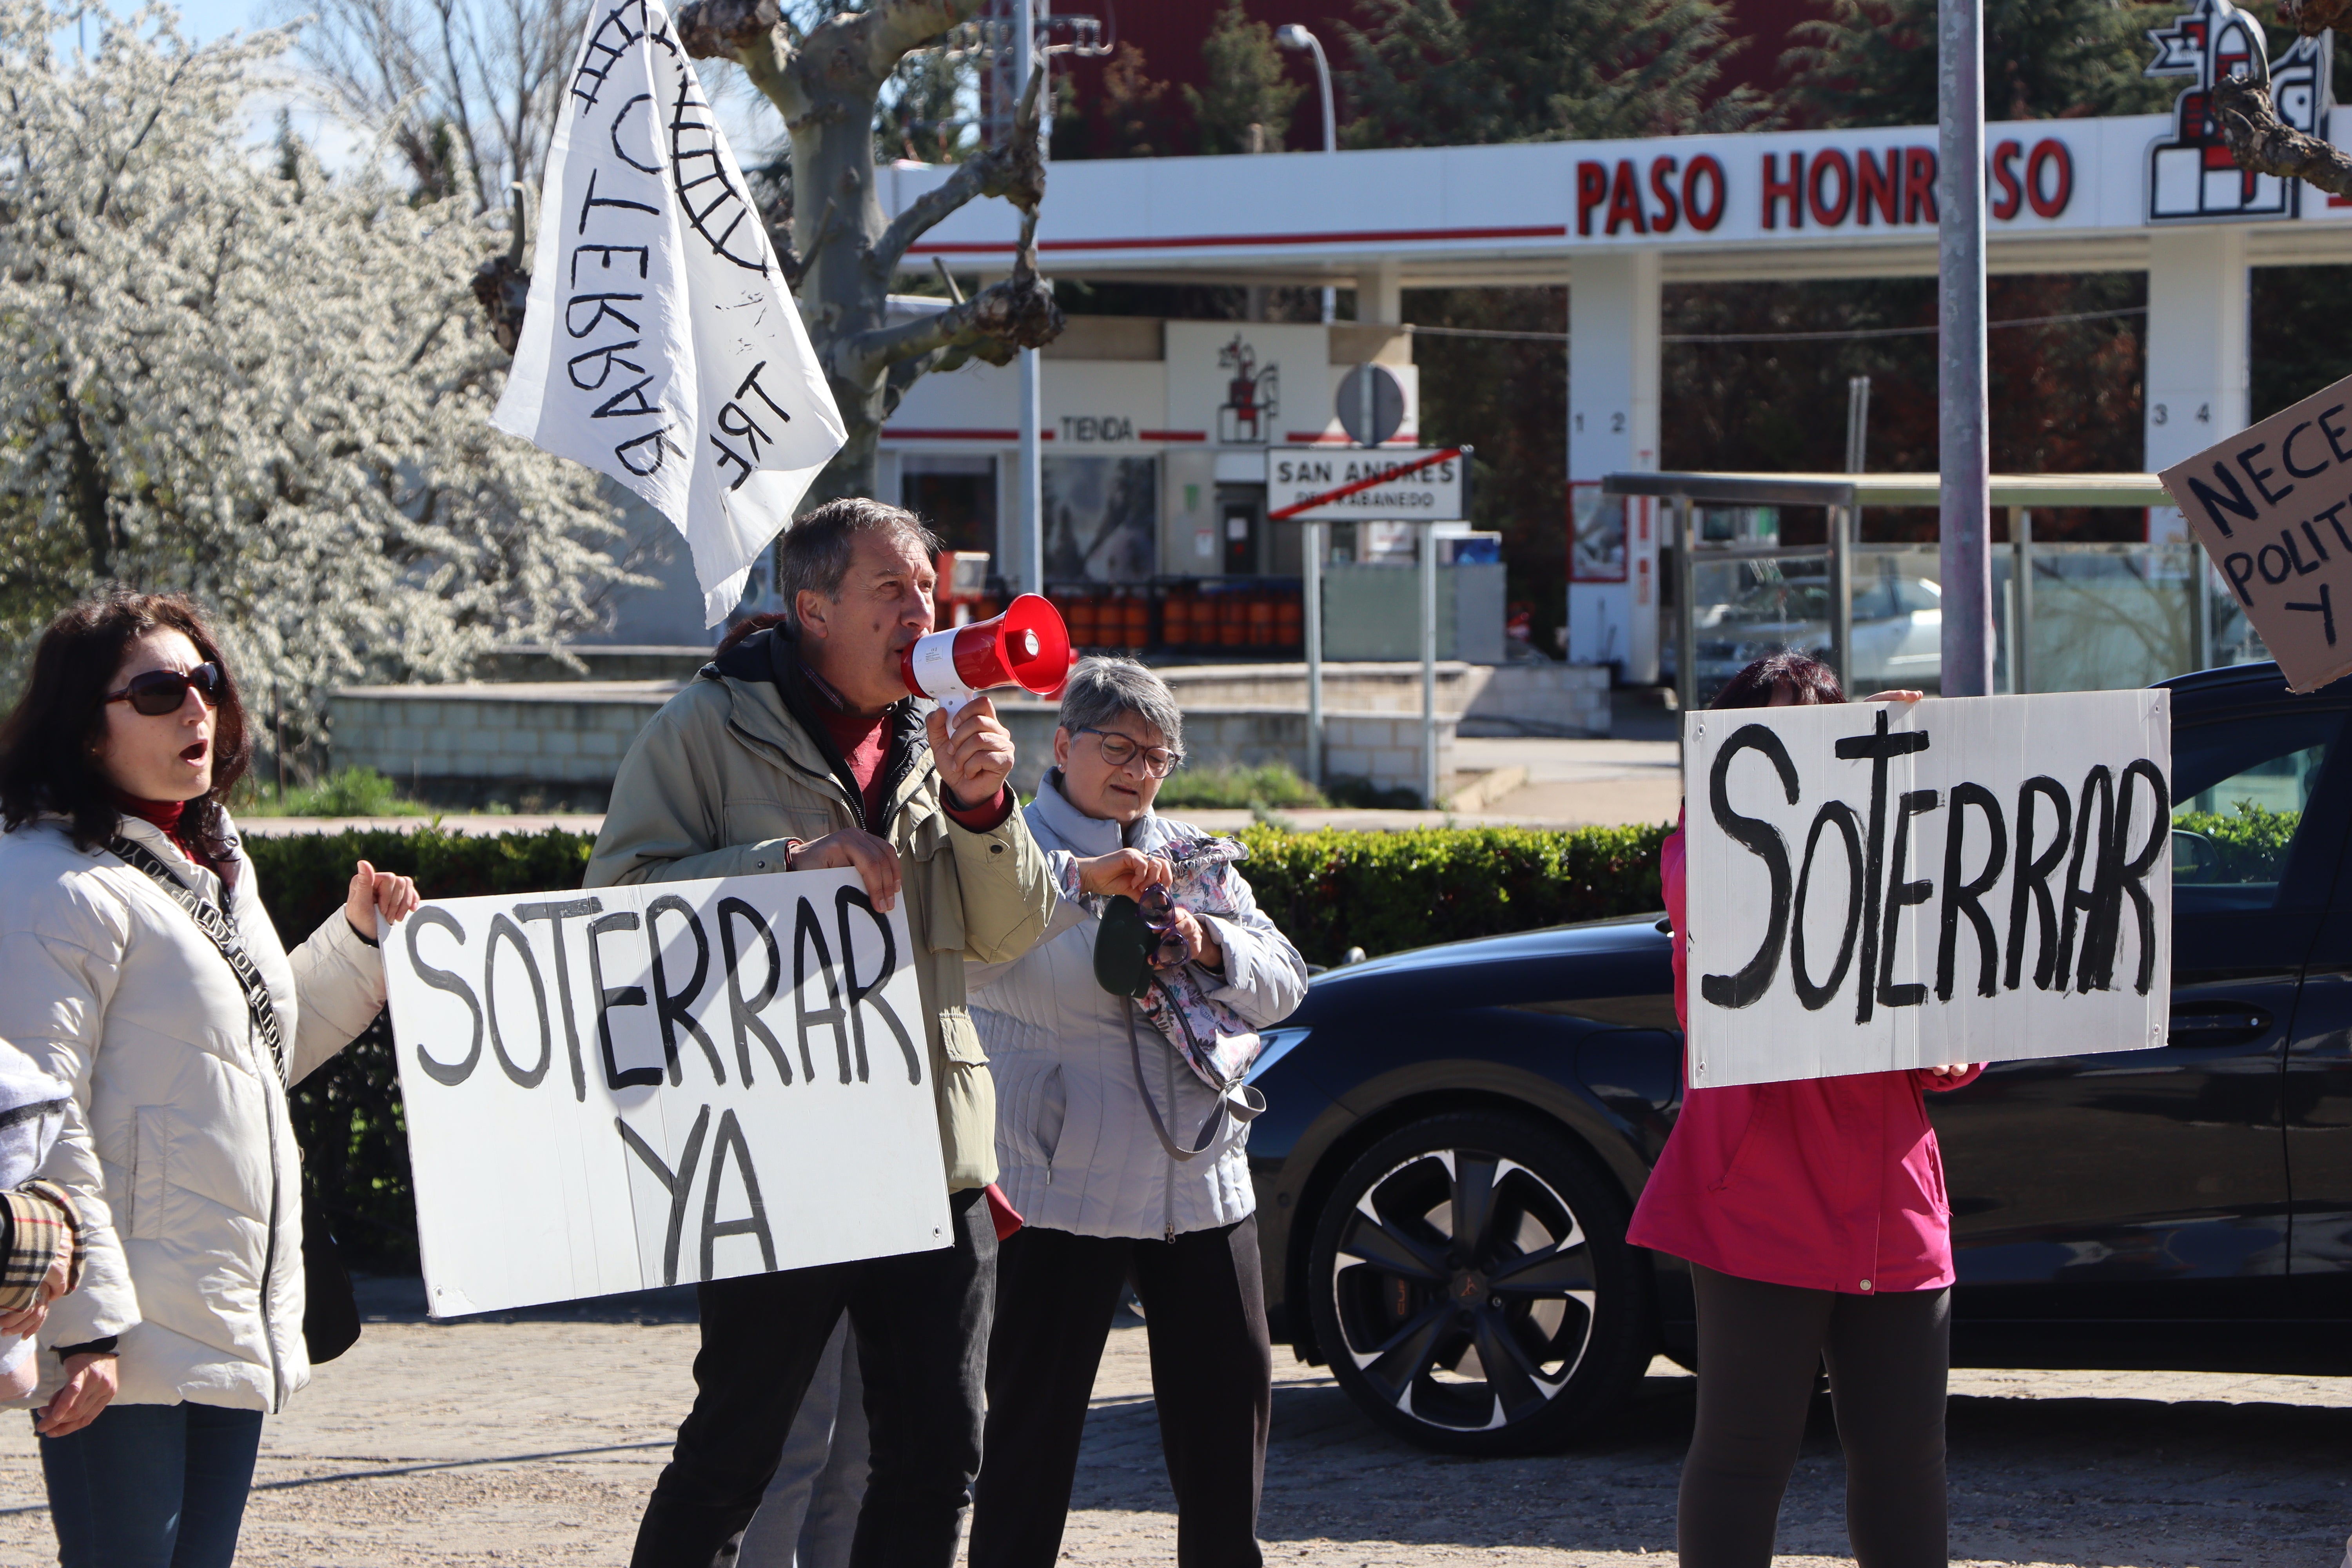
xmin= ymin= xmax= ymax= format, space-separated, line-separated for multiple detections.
xmin=2024 ymin=544 xmax=2199 ymax=695
xmin=1686 ymin=552 xmax=1831 ymax=708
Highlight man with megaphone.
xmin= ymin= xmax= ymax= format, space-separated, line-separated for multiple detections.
xmin=586 ymin=498 xmax=1161 ymax=1568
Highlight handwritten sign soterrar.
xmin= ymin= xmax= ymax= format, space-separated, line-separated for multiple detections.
xmin=1685 ymin=691 xmax=2171 ymax=1088
xmin=492 ymin=0 xmax=846 ymax=626
xmin=2161 ymin=368 xmax=2352 ymax=692
xmin=384 ymin=867 xmax=949 ymax=1318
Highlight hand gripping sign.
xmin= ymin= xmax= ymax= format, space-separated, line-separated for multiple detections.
xmin=2161 ymin=368 xmax=2352 ymax=693
xmin=384 ymin=868 xmax=949 ymax=1317
xmin=1685 ymin=691 xmax=2171 ymax=1088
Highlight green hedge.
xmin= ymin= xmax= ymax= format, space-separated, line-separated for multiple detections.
xmin=244 ymin=819 xmax=1670 ymax=1267
xmin=1230 ymin=822 xmax=1669 ymax=966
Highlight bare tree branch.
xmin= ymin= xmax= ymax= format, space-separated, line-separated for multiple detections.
xmin=844 ymin=200 xmax=1059 ymax=383
xmin=2278 ymin=0 xmax=2352 ymax=35
xmin=871 ymin=63 xmax=1044 ymax=275
xmin=2214 ymin=71 xmax=2352 ymax=199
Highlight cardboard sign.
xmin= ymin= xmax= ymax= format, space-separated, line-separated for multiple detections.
xmin=492 ymin=0 xmax=846 ymax=626
xmin=2160 ymin=369 xmax=2352 ymax=692
xmin=1685 ymin=691 xmax=2171 ymax=1087
xmin=384 ymin=868 xmax=949 ymax=1317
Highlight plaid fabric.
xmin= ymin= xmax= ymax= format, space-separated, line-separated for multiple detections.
xmin=0 ymin=1181 xmax=78 ymax=1312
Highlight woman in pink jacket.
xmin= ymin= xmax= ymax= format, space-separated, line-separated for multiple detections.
xmin=1628 ymin=650 xmax=1981 ymax=1568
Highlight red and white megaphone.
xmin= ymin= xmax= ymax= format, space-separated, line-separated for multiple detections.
xmin=899 ymin=593 xmax=1073 ymax=718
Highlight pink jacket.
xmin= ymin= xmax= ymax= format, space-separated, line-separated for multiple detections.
xmin=1625 ymin=819 xmax=1982 ymax=1296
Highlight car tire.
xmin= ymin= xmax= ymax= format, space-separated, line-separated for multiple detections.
xmin=1305 ymin=1110 xmax=1652 ymax=1455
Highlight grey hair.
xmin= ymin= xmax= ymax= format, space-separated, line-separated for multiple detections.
xmin=1056 ymin=656 xmax=1185 ymax=759
xmin=778 ymin=497 xmax=942 ymax=632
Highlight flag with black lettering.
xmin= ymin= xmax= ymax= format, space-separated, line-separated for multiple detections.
xmin=492 ymin=0 xmax=845 ymax=626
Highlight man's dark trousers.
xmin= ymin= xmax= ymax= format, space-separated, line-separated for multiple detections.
xmin=630 ymin=1187 xmax=995 ymax=1568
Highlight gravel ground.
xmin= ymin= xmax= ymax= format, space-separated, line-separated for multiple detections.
xmin=0 ymin=1291 xmax=2345 ymax=1567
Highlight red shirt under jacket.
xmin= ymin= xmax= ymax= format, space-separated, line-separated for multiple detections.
xmin=1624 ymin=817 xmax=1983 ymax=1296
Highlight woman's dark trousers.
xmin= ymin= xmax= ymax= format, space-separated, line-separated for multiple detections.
xmin=1678 ymin=1263 xmax=1951 ymax=1568
xmin=40 ymin=1400 xmax=265 ymax=1568
xmin=630 ymin=1186 xmax=995 ymax=1568
xmin=969 ymin=1217 xmax=1272 ymax=1568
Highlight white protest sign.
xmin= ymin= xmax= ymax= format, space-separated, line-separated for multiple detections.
xmin=2159 ymin=368 xmax=2352 ymax=693
xmin=492 ymin=0 xmax=847 ymax=627
xmin=1685 ymin=691 xmax=2171 ymax=1088
xmin=384 ymin=867 xmax=948 ymax=1317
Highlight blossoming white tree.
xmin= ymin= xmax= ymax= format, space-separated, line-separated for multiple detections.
xmin=0 ymin=0 xmax=632 ymax=727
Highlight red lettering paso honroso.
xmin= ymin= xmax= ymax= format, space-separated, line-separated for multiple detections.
xmin=1577 ymin=154 xmax=1728 ymax=235
xmin=1578 ymin=142 xmax=2071 ymax=237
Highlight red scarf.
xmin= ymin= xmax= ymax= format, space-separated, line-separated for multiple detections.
xmin=114 ymin=793 xmax=219 ymax=874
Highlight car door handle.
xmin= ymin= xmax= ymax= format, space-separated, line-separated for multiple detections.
xmin=2168 ymin=1007 xmax=2271 ymax=1042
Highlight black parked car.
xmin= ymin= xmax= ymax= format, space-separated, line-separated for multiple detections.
xmin=1246 ymin=661 xmax=2352 ymax=1454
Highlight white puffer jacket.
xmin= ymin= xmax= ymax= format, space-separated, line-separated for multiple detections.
xmin=0 ymin=814 xmax=385 ymax=1412
xmin=969 ymin=775 xmax=1307 ymax=1240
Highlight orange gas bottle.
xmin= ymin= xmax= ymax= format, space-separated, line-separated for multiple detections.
xmin=1218 ymin=592 xmax=1246 ymax=648
xmin=1123 ymin=593 xmax=1151 ymax=648
xmin=1247 ymin=593 xmax=1275 ymax=648
xmin=1276 ymin=592 xmax=1303 ymax=648
xmin=1069 ymin=594 xmax=1099 ymax=650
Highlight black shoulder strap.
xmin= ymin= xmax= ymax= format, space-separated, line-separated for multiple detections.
xmin=109 ymin=835 xmax=287 ymax=1084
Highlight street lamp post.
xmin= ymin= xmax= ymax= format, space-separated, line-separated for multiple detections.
xmin=1280 ymin=22 xmax=1338 ymax=785
xmin=1015 ymin=0 xmax=1045 ymax=596
xmin=1276 ymin=24 xmax=1337 ymax=325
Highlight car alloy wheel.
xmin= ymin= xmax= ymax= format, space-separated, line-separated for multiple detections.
xmin=1307 ymin=1111 xmax=1650 ymax=1454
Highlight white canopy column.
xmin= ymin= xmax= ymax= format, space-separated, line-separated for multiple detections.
xmin=1567 ymin=250 xmax=1664 ymax=682
xmin=2143 ymin=225 xmax=2251 ymax=543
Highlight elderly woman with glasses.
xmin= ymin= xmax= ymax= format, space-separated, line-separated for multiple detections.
xmin=966 ymin=658 xmax=1307 ymax=1568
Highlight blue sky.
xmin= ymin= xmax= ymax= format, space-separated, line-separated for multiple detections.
xmin=132 ymin=0 xmax=778 ymax=176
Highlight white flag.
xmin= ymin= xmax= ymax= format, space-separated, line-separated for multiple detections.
xmin=493 ymin=0 xmax=846 ymax=626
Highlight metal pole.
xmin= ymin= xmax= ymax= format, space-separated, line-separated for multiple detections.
xmin=2190 ymin=536 xmax=2212 ymax=673
xmin=1278 ymin=26 xmax=1339 ymax=325
xmin=1421 ymin=523 xmax=1438 ymax=808
xmin=1304 ymin=520 xmax=1324 ymax=784
xmin=1015 ymin=0 xmax=1044 ymax=595
xmin=1845 ymin=376 xmax=1872 ymax=475
xmin=1830 ymin=501 xmax=1854 ymax=696
xmin=2013 ymin=507 xmax=2033 ymax=695
xmin=1938 ymin=0 xmax=1991 ymax=698
xmin=1675 ymin=498 xmax=1698 ymax=717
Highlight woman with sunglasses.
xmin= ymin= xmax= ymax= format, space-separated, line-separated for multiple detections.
xmin=0 ymin=591 xmax=420 ymax=1567
xmin=966 ymin=657 xmax=1307 ymax=1568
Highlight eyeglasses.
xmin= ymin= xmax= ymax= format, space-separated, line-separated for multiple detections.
xmin=1074 ymin=726 xmax=1183 ymax=779
xmin=106 ymin=662 xmax=223 ymax=717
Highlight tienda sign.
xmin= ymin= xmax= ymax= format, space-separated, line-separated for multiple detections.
xmin=1573 ymin=141 xmax=2073 ymax=237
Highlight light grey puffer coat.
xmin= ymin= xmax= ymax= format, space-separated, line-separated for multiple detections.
xmin=0 ymin=815 xmax=385 ymax=1413
xmin=969 ymin=775 xmax=1308 ymax=1240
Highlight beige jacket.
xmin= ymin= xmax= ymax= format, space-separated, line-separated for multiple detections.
xmin=0 ymin=814 xmax=385 ymax=1412
xmin=585 ymin=633 xmax=1058 ymax=1190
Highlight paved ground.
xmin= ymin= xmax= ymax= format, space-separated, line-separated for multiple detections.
xmin=1 ymin=1282 xmax=2344 ymax=1567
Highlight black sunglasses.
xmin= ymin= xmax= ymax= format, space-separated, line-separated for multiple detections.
xmin=106 ymin=662 xmax=224 ymax=717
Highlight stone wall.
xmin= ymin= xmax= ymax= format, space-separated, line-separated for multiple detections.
xmin=333 ymin=680 xmax=1459 ymax=808
xmin=329 ymin=681 xmax=684 ymax=808
xmin=993 ymin=701 xmax=1453 ymax=800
